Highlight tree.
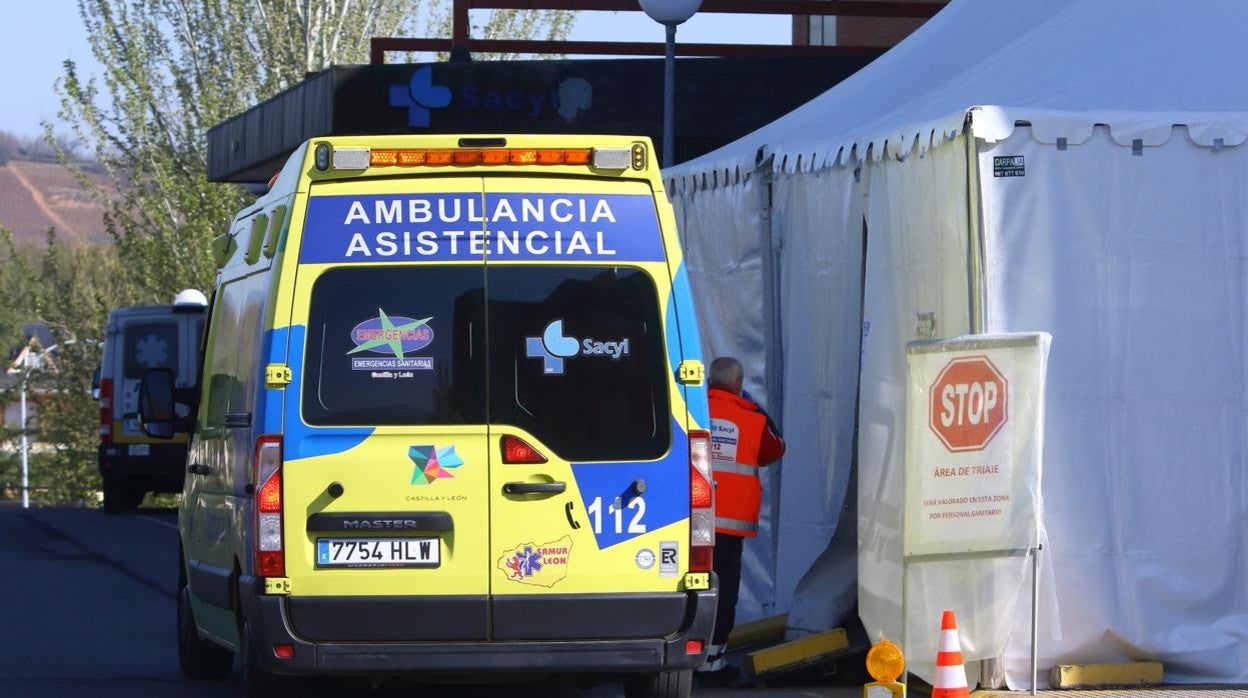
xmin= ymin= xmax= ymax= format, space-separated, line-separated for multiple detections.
xmin=14 ymin=0 xmax=573 ymax=504
xmin=0 ymin=229 xmax=131 ymax=504
xmin=55 ymin=0 xmax=574 ymax=300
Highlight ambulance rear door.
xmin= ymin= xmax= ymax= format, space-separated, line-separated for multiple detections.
xmin=482 ymin=178 xmax=693 ymax=641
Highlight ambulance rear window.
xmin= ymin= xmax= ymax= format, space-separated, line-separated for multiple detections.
xmin=123 ymin=322 xmax=179 ymax=379
xmin=303 ymin=264 xmax=671 ymax=460
xmin=488 ymin=266 xmax=670 ymax=462
xmin=302 ymin=267 xmax=487 ymax=426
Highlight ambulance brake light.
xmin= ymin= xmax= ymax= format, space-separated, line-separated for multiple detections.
xmin=98 ymin=379 xmax=113 ymax=443
xmin=689 ymin=430 xmax=714 ymax=572
xmin=253 ymin=434 xmax=285 ymax=577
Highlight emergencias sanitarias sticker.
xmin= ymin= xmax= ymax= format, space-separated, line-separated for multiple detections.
xmin=348 ymin=309 xmax=434 ymax=373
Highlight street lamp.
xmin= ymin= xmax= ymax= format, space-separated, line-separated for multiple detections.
xmin=639 ymin=0 xmax=702 ymax=167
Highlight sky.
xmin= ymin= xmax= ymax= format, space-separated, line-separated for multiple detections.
xmin=0 ymin=2 xmax=790 ymax=139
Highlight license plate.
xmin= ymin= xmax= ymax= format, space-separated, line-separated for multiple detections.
xmin=316 ymin=538 xmax=440 ymax=568
xmin=128 ymin=444 xmax=150 ymax=456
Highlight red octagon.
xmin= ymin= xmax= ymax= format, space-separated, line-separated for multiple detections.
xmin=929 ymin=355 xmax=1008 ymax=452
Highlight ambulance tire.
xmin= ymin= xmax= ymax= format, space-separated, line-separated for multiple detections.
xmin=240 ymin=621 xmax=301 ymax=698
xmin=102 ymin=481 xmax=143 ymax=514
xmin=624 ymin=669 xmax=693 ymax=698
xmin=176 ymin=586 xmax=233 ymax=679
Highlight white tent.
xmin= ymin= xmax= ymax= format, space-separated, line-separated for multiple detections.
xmin=666 ymin=0 xmax=1248 ymax=686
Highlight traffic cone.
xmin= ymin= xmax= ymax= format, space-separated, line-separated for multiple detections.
xmin=931 ymin=610 xmax=969 ymax=698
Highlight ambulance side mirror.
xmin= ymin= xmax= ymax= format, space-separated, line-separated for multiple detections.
xmin=91 ymin=367 xmax=101 ymax=400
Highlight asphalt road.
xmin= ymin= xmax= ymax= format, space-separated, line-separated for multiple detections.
xmin=0 ymin=506 xmax=857 ymax=698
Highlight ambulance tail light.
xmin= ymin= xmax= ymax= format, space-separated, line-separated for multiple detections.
xmin=253 ymin=435 xmax=284 ymax=577
xmin=98 ymin=379 xmax=113 ymax=443
xmin=689 ymin=430 xmax=714 ymax=572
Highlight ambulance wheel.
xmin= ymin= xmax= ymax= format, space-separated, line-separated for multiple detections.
xmin=102 ymin=481 xmax=142 ymax=513
xmin=177 ymin=586 xmax=233 ymax=679
xmin=240 ymin=621 xmax=300 ymax=698
xmin=624 ymin=669 xmax=692 ymax=698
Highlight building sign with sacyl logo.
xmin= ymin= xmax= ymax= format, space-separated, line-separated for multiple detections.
xmin=389 ymin=66 xmax=594 ymax=127
xmin=903 ymin=333 xmax=1050 ymax=557
xmin=209 ymin=57 xmax=878 ymax=183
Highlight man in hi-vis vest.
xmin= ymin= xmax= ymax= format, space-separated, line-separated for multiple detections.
xmin=699 ymin=356 xmax=786 ymax=684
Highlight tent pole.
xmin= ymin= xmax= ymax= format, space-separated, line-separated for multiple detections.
xmin=755 ymin=148 xmax=786 ymax=615
xmin=964 ymin=111 xmax=987 ymax=335
xmin=963 ymin=111 xmax=1008 ymax=688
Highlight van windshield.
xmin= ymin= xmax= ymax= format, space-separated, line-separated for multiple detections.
xmin=302 ymin=265 xmax=670 ymax=461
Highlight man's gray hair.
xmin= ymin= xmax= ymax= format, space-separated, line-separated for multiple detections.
xmin=709 ymin=357 xmax=744 ymax=390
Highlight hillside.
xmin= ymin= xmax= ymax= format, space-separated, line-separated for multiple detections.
xmin=0 ymin=160 xmax=110 ymax=245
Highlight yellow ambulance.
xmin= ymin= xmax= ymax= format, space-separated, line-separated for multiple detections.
xmin=139 ymin=135 xmax=717 ymax=697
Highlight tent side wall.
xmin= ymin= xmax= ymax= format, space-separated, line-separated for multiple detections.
xmin=670 ymin=162 xmax=875 ymax=629
xmin=673 ymin=176 xmax=780 ymax=620
xmin=773 ymin=167 xmax=868 ymax=635
xmin=857 ymin=134 xmax=985 ymax=681
xmin=979 ymin=124 xmax=1248 ymax=684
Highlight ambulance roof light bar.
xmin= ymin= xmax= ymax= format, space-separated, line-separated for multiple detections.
xmin=315 ymin=143 xmax=638 ymax=172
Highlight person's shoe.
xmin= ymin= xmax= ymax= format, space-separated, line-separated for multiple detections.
xmin=695 ymin=665 xmax=740 ymax=688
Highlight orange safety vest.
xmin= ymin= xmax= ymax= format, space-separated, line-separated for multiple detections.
xmin=708 ymin=388 xmax=785 ymax=538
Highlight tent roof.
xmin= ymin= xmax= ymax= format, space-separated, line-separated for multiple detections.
xmin=666 ymin=0 xmax=1248 ymax=184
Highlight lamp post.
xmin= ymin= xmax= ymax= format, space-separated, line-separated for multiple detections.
xmin=7 ymin=347 xmax=34 ymax=509
xmin=19 ymin=352 xmax=28 ymax=509
xmin=639 ymin=0 xmax=702 ymax=168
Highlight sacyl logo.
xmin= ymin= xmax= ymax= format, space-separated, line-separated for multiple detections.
xmin=389 ymin=70 xmax=594 ymax=129
xmin=390 ymin=66 xmax=452 ymax=128
xmin=525 ymin=319 xmax=630 ymax=375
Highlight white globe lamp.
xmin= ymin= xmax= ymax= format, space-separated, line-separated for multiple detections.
xmin=174 ymin=288 xmax=209 ymax=306
xmin=639 ymin=0 xmax=702 ymax=25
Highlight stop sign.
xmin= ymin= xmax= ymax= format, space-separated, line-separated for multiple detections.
xmin=929 ymin=355 xmax=1008 ymax=452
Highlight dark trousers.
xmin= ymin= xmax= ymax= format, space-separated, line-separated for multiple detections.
xmin=711 ymin=533 xmax=745 ymax=646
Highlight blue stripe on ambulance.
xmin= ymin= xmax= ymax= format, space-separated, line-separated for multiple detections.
xmin=570 ymin=418 xmax=691 ymax=550
xmin=257 ymin=326 xmax=286 ymax=435
xmin=666 ymin=263 xmax=710 ymax=428
xmin=277 ymin=324 xmax=375 ymax=461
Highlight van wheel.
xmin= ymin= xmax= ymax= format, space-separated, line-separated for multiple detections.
xmin=177 ymin=586 xmax=233 ymax=679
xmin=102 ymin=481 xmax=138 ymax=514
xmin=240 ymin=621 xmax=300 ymax=697
xmin=624 ymin=669 xmax=692 ymax=698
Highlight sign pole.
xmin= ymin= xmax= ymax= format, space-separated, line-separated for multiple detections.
xmin=1031 ymin=544 xmax=1040 ymax=694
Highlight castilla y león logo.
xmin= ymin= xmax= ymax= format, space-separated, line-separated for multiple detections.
xmin=409 ymin=445 xmax=464 ymax=485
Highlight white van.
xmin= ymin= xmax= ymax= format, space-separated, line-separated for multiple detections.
xmin=95 ymin=291 xmax=206 ymax=512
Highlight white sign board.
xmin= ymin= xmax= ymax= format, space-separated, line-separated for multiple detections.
xmin=904 ymin=333 xmax=1050 ymax=557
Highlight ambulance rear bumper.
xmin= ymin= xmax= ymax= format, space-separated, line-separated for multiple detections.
xmin=240 ymin=577 xmax=718 ymax=677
